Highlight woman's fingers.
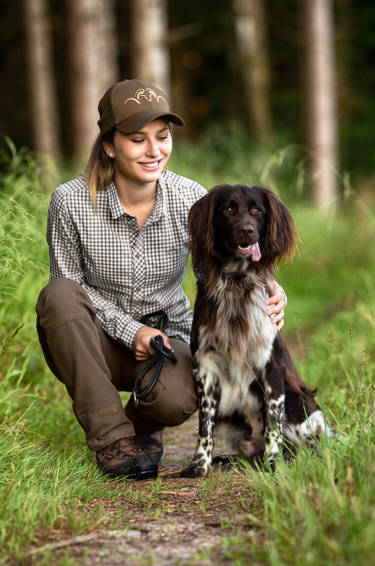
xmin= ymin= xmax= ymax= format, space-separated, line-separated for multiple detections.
xmin=133 ymin=327 xmax=171 ymax=360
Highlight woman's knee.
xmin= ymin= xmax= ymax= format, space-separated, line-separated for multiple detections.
xmin=36 ymin=278 xmax=94 ymax=324
xmin=150 ymin=367 xmax=198 ymax=427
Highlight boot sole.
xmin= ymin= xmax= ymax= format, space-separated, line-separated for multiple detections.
xmin=100 ymin=462 xmax=158 ymax=481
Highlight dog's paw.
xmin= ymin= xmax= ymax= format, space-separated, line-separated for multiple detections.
xmin=180 ymin=463 xmax=207 ymax=478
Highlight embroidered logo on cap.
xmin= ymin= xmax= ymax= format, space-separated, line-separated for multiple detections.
xmin=124 ymin=88 xmax=166 ymax=106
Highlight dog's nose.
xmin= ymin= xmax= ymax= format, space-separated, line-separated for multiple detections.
xmin=241 ymin=224 xmax=255 ymax=235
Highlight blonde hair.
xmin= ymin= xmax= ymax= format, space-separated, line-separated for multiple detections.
xmin=85 ymin=130 xmax=115 ymax=207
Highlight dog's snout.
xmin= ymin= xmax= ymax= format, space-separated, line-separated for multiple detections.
xmin=240 ymin=223 xmax=256 ymax=235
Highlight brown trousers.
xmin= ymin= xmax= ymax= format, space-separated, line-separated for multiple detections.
xmin=36 ymin=278 xmax=197 ymax=452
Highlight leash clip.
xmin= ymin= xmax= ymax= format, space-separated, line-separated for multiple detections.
xmin=133 ymin=390 xmax=139 ymax=408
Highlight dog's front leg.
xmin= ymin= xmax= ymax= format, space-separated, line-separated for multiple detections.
xmin=263 ymin=361 xmax=286 ymax=467
xmin=180 ymin=368 xmax=219 ymax=478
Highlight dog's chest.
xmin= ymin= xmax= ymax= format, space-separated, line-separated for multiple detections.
xmin=201 ymin=273 xmax=277 ymax=367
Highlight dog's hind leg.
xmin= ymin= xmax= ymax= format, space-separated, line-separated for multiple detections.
xmin=180 ymin=367 xmax=220 ymax=478
xmin=283 ymin=385 xmax=334 ymax=447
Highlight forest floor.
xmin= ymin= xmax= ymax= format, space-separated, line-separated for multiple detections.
xmin=21 ymin=337 xmax=305 ymax=566
xmin=25 ymin=414 xmax=265 ymax=566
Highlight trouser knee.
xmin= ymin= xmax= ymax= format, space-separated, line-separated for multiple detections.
xmin=125 ymin=339 xmax=198 ymax=430
xmin=36 ymin=278 xmax=95 ymax=325
xmin=152 ymin=381 xmax=197 ymax=427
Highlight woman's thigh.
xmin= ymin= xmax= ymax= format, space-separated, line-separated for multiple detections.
xmin=98 ymin=329 xmax=197 ymax=429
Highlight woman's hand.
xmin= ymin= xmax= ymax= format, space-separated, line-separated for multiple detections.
xmin=266 ymin=281 xmax=286 ymax=330
xmin=133 ymin=326 xmax=172 ymax=361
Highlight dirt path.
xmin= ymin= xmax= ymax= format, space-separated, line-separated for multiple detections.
xmin=28 ymin=415 xmax=259 ymax=566
xmin=26 ymin=329 xmax=309 ymax=565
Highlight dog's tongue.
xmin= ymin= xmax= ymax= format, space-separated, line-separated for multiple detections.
xmin=250 ymin=242 xmax=261 ymax=262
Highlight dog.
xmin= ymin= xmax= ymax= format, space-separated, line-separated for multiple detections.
xmin=181 ymin=184 xmax=332 ymax=478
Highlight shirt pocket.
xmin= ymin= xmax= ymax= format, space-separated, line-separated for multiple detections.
xmin=147 ymin=237 xmax=189 ymax=287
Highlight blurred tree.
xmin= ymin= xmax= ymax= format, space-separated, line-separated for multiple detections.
xmin=130 ymin=0 xmax=170 ymax=97
xmin=96 ymin=0 xmax=119 ymax=96
xmin=302 ymin=0 xmax=338 ymax=209
xmin=66 ymin=0 xmax=118 ymax=156
xmin=23 ymin=0 xmax=61 ymax=157
xmin=232 ymin=0 xmax=271 ymax=143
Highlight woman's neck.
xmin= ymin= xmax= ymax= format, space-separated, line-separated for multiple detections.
xmin=114 ymin=173 xmax=158 ymax=228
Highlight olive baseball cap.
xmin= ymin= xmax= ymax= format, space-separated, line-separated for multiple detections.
xmin=98 ymin=79 xmax=184 ymax=134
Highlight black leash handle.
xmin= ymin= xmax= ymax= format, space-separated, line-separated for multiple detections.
xmin=133 ymin=311 xmax=177 ymax=406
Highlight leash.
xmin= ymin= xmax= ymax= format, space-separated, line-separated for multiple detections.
xmin=133 ymin=310 xmax=177 ymax=406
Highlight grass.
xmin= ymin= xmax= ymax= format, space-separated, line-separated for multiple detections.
xmin=0 ymin=138 xmax=374 ymax=564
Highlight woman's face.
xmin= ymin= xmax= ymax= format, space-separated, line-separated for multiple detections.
xmin=104 ymin=119 xmax=172 ymax=187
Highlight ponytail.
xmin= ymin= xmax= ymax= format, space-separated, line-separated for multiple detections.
xmin=85 ymin=130 xmax=115 ymax=208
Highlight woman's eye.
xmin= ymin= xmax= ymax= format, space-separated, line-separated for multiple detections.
xmin=131 ymin=138 xmax=144 ymax=144
xmin=158 ymin=135 xmax=169 ymax=141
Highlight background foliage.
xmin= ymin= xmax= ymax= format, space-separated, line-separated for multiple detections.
xmin=0 ymin=0 xmax=374 ymax=182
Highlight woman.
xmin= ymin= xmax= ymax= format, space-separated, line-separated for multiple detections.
xmin=36 ymin=79 xmax=286 ymax=480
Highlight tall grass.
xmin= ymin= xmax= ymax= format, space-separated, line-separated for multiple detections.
xmin=0 ymin=138 xmax=374 ymax=564
xmin=0 ymin=144 xmax=116 ymax=562
xmin=235 ymin=292 xmax=375 ymax=566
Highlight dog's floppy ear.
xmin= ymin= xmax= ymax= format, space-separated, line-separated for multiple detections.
xmin=188 ymin=190 xmax=217 ymax=264
xmin=261 ymin=187 xmax=298 ymax=263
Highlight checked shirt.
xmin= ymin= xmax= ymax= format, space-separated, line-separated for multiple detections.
xmin=47 ymin=170 xmax=207 ymax=349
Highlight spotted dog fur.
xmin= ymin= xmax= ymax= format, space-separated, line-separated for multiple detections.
xmin=181 ymin=184 xmax=332 ymax=478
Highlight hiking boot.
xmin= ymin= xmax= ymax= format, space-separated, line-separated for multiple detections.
xmin=96 ymin=436 xmax=158 ymax=480
xmin=135 ymin=429 xmax=164 ymax=466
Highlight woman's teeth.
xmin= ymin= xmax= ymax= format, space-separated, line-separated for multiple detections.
xmin=141 ymin=161 xmax=160 ymax=168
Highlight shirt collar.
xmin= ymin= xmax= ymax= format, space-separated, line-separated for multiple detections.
xmin=107 ymin=181 xmax=125 ymax=220
xmin=107 ymin=175 xmax=168 ymax=222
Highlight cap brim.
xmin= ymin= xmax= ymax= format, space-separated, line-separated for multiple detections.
xmin=115 ymin=110 xmax=184 ymax=134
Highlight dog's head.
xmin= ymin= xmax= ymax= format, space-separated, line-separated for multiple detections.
xmin=188 ymin=184 xmax=297 ymax=267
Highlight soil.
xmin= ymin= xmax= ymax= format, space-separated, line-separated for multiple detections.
xmin=27 ymin=414 xmax=260 ymax=566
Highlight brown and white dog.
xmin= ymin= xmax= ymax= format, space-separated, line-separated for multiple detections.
xmin=181 ymin=184 xmax=332 ymax=478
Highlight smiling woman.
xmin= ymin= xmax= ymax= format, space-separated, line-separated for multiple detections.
xmin=35 ymin=78 xmax=287 ymax=482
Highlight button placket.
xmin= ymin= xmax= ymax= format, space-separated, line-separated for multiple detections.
xmin=132 ymin=235 xmax=145 ymax=319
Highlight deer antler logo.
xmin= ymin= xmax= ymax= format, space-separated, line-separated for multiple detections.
xmin=124 ymin=88 xmax=166 ymax=106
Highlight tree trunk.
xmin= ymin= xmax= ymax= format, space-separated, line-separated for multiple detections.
xmin=96 ymin=0 xmax=119 ymax=96
xmin=130 ymin=0 xmax=170 ymax=97
xmin=23 ymin=0 xmax=61 ymax=157
xmin=232 ymin=0 xmax=271 ymax=143
xmin=303 ymin=0 xmax=338 ymax=210
xmin=66 ymin=0 xmax=118 ymax=156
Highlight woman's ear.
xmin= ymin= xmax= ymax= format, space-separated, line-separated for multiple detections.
xmin=102 ymin=139 xmax=115 ymax=159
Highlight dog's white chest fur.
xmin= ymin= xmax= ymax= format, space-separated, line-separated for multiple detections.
xmin=195 ymin=272 xmax=278 ymax=417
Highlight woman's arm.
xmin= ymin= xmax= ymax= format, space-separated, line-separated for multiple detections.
xmin=266 ymin=281 xmax=286 ymax=330
xmin=47 ymin=189 xmax=146 ymax=350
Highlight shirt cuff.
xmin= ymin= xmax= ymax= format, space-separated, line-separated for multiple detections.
xmin=122 ymin=319 xmax=145 ymax=350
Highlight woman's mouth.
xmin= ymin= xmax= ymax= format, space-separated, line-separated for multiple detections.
xmin=138 ymin=159 xmax=162 ymax=171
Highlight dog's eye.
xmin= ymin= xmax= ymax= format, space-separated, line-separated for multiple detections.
xmin=250 ymin=207 xmax=263 ymax=215
xmin=223 ymin=207 xmax=234 ymax=215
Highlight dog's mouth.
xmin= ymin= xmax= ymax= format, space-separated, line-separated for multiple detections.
xmin=236 ymin=241 xmax=262 ymax=262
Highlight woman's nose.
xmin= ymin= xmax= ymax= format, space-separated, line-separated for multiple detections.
xmin=145 ymin=139 xmax=160 ymax=157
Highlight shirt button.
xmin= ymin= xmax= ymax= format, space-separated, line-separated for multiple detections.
xmin=135 ymin=286 xmax=142 ymax=292
xmin=134 ymin=311 xmax=139 ymax=317
xmin=135 ymin=252 xmax=140 ymax=258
